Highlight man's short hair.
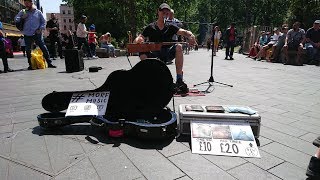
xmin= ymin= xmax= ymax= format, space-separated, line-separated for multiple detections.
xmin=80 ymin=15 xmax=87 ymax=20
xmin=293 ymin=21 xmax=301 ymax=26
xmin=24 ymin=0 xmax=33 ymax=2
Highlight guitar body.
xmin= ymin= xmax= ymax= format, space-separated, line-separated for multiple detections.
xmin=38 ymin=59 xmax=177 ymax=139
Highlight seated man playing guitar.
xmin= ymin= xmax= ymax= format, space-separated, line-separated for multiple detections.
xmin=134 ymin=3 xmax=196 ymax=94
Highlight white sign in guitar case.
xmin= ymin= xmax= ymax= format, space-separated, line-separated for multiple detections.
xmin=66 ymin=91 xmax=110 ymax=116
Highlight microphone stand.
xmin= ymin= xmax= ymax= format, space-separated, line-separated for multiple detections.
xmin=193 ymin=42 xmax=233 ymax=93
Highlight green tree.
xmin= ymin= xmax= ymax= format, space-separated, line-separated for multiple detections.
xmin=62 ymin=0 xmax=319 ymax=45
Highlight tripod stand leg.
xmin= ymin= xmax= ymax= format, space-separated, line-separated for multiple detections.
xmin=204 ymin=82 xmax=214 ymax=93
xmin=126 ymin=55 xmax=133 ymax=68
xmin=213 ymin=81 xmax=233 ymax=87
xmin=193 ymin=81 xmax=211 ymax=87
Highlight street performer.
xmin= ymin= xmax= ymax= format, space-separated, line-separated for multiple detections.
xmin=134 ymin=3 xmax=196 ymax=94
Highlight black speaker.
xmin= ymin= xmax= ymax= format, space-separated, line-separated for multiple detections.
xmin=64 ymin=49 xmax=84 ymax=73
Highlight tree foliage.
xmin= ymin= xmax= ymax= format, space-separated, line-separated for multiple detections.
xmin=63 ymin=0 xmax=319 ymax=45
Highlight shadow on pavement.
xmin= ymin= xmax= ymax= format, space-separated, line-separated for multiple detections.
xmin=9 ymin=68 xmax=31 ymax=72
xmin=32 ymin=124 xmax=176 ymax=150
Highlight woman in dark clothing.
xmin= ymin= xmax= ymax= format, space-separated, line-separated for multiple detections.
xmin=0 ymin=30 xmax=13 ymax=73
xmin=64 ymin=30 xmax=75 ymax=50
xmin=306 ymin=136 xmax=320 ymax=180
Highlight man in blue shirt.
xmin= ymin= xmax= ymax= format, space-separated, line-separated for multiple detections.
xmin=15 ymin=0 xmax=56 ymax=69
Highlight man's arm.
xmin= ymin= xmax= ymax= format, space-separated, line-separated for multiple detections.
xmin=177 ymin=29 xmax=196 ymax=45
xmin=300 ymin=30 xmax=306 ymax=45
xmin=38 ymin=11 xmax=46 ymax=33
xmin=284 ymin=32 xmax=290 ymax=46
xmin=15 ymin=10 xmax=24 ymax=23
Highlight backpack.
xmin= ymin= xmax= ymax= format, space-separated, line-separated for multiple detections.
xmin=16 ymin=9 xmax=26 ymax=31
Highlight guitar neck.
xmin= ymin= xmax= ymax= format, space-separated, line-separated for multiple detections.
xmin=127 ymin=42 xmax=186 ymax=53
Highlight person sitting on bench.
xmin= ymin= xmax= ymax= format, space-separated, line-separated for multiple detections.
xmin=99 ymin=32 xmax=116 ymax=58
xmin=283 ymin=21 xmax=306 ymax=66
xmin=134 ymin=3 xmax=196 ymax=94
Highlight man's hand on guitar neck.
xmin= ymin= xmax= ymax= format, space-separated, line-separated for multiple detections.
xmin=134 ymin=35 xmax=145 ymax=44
xmin=188 ymin=35 xmax=196 ymax=46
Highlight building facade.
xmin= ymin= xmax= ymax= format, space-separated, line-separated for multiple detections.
xmin=59 ymin=4 xmax=76 ymax=35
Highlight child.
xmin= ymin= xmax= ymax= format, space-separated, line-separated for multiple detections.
xmin=88 ymin=24 xmax=98 ymax=58
xmin=0 ymin=30 xmax=13 ymax=73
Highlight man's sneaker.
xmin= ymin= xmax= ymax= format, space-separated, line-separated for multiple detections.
xmin=224 ymin=57 xmax=228 ymax=60
xmin=313 ymin=136 xmax=320 ymax=147
xmin=92 ymin=56 xmax=99 ymax=59
xmin=48 ymin=64 xmax=57 ymax=68
xmin=230 ymin=57 xmax=234 ymax=60
xmin=4 ymin=68 xmax=14 ymax=73
xmin=174 ymin=79 xmax=189 ymax=94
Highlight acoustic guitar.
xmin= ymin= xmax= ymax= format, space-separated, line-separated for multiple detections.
xmin=127 ymin=42 xmax=186 ymax=53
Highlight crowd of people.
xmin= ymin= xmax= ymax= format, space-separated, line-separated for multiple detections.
xmin=248 ymin=21 xmax=320 ymax=66
xmin=0 ymin=0 xmax=120 ymax=73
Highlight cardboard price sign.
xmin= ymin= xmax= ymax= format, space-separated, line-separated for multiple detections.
xmin=66 ymin=91 xmax=110 ymax=116
xmin=191 ymin=121 xmax=260 ymax=158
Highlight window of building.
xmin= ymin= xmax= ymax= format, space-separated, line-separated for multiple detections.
xmin=68 ymin=10 xmax=71 ymax=14
xmin=69 ymin=19 xmax=71 ymax=23
xmin=62 ymin=10 xmax=65 ymax=14
xmin=70 ymin=26 xmax=73 ymax=31
xmin=63 ymin=19 xmax=66 ymax=23
xmin=64 ymin=25 xmax=66 ymax=30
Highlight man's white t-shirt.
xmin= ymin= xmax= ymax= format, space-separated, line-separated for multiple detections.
xmin=76 ymin=23 xmax=87 ymax=38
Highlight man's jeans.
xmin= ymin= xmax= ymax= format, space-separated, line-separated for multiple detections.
xmin=25 ymin=33 xmax=52 ymax=66
xmin=306 ymin=43 xmax=320 ymax=62
xmin=101 ymin=43 xmax=115 ymax=54
xmin=226 ymin=40 xmax=235 ymax=58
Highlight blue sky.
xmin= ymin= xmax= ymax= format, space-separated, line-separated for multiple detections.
xmin=40 ymin=0 xmax=64 ymax=18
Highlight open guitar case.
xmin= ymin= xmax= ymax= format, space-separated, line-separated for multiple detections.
xmin=37 ymin=59 xmax=177 ymax=139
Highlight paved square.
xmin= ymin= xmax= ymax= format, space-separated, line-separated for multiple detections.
xmin=0 ymin=49 xmax=319 ymax=179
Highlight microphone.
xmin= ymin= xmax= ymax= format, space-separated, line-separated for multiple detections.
xmin=163 ymin=16 xmax=168 ymax=24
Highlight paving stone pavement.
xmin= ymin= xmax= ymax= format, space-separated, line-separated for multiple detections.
xmin=0 ymin=49 xmax=319 ymax=180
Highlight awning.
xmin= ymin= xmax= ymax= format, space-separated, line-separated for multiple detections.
xmin=2 ymin=23 xmax=22 ymax=37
